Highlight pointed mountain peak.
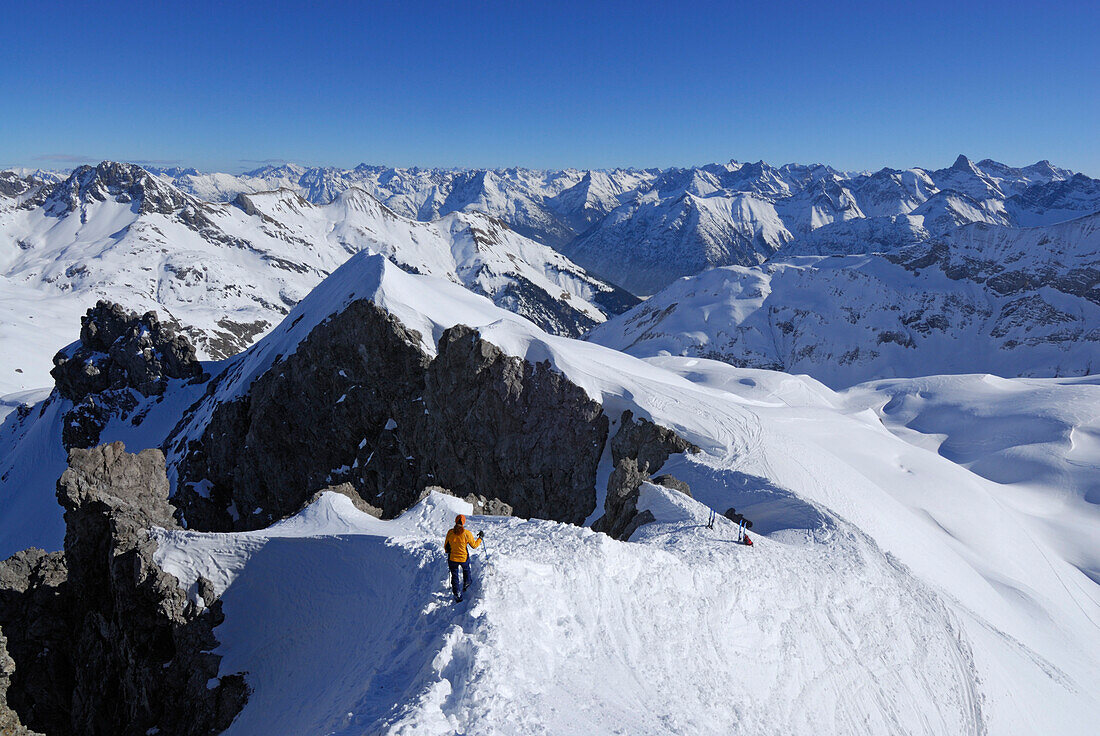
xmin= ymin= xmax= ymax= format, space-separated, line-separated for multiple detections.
xmin=950 ymin=154 xmax=977 ymax=172
xmin=36 ymin=161 xmax=191 ymax=216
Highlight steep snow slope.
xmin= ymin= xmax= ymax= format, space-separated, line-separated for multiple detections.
xmin=3 ymin=254 xmax=1098 ymax=733
xmin=589 ymin=213 xmax=1100 ymax=387
xmin=0 ymin=163 xmax=633 ymax=398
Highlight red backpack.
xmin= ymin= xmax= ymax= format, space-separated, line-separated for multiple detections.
xmin=744 ymin=533 xmax=753 ymax=546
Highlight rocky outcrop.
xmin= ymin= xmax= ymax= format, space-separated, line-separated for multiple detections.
xmin=0 ymin=443 xmax=247 ymax=735
xmin=52 ymin=301 xmax=203 ymax=402
xmin=51 ymin=301 xmax=203 ymax=449
xmin=301 ymin=483 xmax=383 ymax=518
xmin=461 ymin=493 xmax=514 ymax=517
xmin=417 ymin=486 xmax=514 ymax=517
xmin=171 ymin=302 xmax=607 ymax=531
xmin=652 ymin=474 xmax=692 ymax=497
xmin=596 ymin=410 xmax=699 ymax=540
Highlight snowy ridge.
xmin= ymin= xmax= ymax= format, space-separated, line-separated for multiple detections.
xmin=2 ymin=250 xmax=1098 ymax=732
xmin=152 ymin=490 xmax=986 ymax=735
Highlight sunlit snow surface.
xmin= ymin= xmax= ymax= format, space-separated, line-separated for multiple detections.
xmin=2 ymin=255 xmax=1098 ymax=734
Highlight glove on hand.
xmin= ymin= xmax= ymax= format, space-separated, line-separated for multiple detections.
xmin=478 ymin=531 xmax=484 ymax=539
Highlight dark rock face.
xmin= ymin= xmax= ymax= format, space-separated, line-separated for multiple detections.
xmin=423 ymin=325 xmax=607 ymax=524
xmin=0 ymin=443 xmax=248 ymax=736
xmin=610 ymin=409 xmax=698 ymax=475
xmin=0 ymin=630 xmax=44 ymax=735
xmin=171 ymin=302 xmax=607 ymax=531
xmin=596 ymin=410 xmax=699 ymax=540
xmin=171 ymin=300 xmax=431 ymax=530
xmin=53 ymin=301 xmax=203 ymax=402
xmin=601 ymin=458 xmax=655 ymax=541
xmin=0 ymin=549 xmax=68 ymax=735
xmin=51 ymin=301 xmax=203 ymax=449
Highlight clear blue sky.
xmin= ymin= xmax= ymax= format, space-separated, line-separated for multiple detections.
xmin=2 ymin=0 xmax=1097 ymax=175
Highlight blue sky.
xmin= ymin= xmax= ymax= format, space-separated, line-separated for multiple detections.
xmin=2 ymin=0 xmax=1097 ymax=174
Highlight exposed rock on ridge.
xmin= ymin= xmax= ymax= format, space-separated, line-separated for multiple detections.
xmin=51 ymin=301 xmax=203 ymax=450
xmin=0 ymin=443 xmax=247 ymax=736
xmin=1 ymin=630 xmax=43 ymax=735
xmin=52 ymin=301 xmax=202 ymax=402
xmin=171 ymin=302 xmax=608 ymax=531
xmin=0 ymin=548 xmax=68 ymax=735
xmin=596 ymin=410 xmax=700 ymax=540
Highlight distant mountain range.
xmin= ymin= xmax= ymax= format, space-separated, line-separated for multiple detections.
xmin=0 ymin=162 xmax=634 ymax=395
xmin=3 ymin=155 xmax=1098 ymax=396
xmin=589 ymin=212 xmax=1100 ymax=387
xmin=143 ymin=156 xmax=1100 ymax=294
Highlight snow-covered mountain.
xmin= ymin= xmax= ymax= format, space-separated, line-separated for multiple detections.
xmin=588 ymin=212 xmax=1100 ymax=387
xmin=145 ymin=155 xmax=1100 ymax=295
xmin=5 ymin=155 xmax=1096 ymax=396
xmin=0 ymin=162 xmax=635 ymax=397
xmin=1 ymin=251 xmax=1096 ymax=733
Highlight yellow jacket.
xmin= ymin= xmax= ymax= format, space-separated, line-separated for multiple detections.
xmin=444 ymin=526 xmax=482 ymax=562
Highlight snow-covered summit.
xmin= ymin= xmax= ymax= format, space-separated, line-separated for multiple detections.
xmin=141 ymin=156 xmax=1099 ymax=295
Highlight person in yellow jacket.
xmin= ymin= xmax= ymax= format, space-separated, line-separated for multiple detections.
xmin=444 ymin=514 xmax=483 ymax=602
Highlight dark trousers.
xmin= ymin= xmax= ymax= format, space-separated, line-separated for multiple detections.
xmin=448 ymin=560 xmax=472 ymax=597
